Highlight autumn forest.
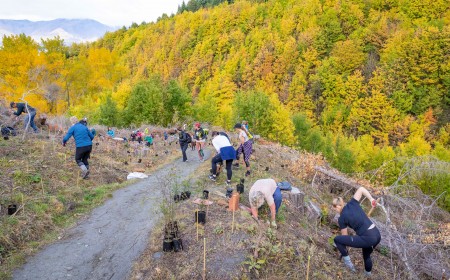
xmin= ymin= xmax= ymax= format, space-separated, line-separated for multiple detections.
xmin=0 ymin=0 xmax=449 ymax=208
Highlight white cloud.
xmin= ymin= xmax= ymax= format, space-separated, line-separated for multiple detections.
xmin=0 ymin=0 xmax=186 ymax=26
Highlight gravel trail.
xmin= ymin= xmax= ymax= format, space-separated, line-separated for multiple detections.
xmin=13 ymin=148 xmax=210 ymax=280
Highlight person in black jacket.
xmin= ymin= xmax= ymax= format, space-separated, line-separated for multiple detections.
xmin=332 ymin=187 xmax=381 ymax=276
xmin=10 ymin=102 xmax=38 ymax=133
xmin=178 ymin=124 xmax=190 ymax=162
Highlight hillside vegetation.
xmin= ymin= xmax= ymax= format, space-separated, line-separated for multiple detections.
xmin=0 ymin=0 xmax=449 ymax=208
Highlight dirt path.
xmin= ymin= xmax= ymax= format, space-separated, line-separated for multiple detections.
xmin=13 ymin=148 xmax=211 ymax=280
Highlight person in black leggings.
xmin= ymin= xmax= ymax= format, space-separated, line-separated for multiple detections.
xmin=332 ymin=187 xmax=381 ymax=277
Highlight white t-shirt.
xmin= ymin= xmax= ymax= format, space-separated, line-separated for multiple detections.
xmin=212 ymin=135 xmax=232 ymax=153
xmin=239 ymin=130 xmax=249 ymax=142
xmin=249 ymin=179 xmax=277 ymax=207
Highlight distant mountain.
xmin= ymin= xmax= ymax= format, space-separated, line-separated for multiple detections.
xmin=0 ymin=19 xmax=116 ymax=44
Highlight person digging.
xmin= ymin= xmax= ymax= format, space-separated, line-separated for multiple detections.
xmin=249 ymin=179 xmax=282 ymax=229
xmin=62 ymin=117 xmax=95 ymax=179
xmin=10 ymin=101 xmax=39 ymax=133
xmin=332 ymin=187 xmax=381 ymax=276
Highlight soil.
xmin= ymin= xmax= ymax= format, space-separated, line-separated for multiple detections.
xmin=12 ymin=147 xmax=209 ymax=280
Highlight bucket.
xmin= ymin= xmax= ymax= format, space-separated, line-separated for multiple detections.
xmin=173 ymin=238 xmax=183 ymax=252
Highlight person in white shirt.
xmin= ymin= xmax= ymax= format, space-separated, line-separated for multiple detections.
xmin=209 ymin=131 xmax=236 ymax=186
xmin=249 ymin=178 xmax=282 ymax=228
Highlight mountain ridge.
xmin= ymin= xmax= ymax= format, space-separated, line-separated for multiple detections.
xmin=0 ymin=18 xmax=116 ymax=44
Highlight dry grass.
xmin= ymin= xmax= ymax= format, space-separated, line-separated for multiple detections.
xmin=0 ymin=125 xmax=183 ymax=279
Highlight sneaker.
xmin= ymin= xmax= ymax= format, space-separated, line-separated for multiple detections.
xmin=82 ymin=169 xmax=90 ymax=179
xmin=208 ymin=175 xmax=216 ymax=182
xmin=245 ymin=170 xmax=251 ymax=177
xmin=226 ymin=180 xmax=231 ymax=187
xmin=364 ymin=270 xmax=372 ymax=278
xmin=233 ymin=163 xmax=239 ymax=168
xmin=343 ymin=256 xmax=356 ymax=273
xmin=183 ymin=159 xmax=189 ymax=162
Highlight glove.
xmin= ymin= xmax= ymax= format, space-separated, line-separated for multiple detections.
xmin=270 ymin=220 xmax=277 ymax=229
xmin=371 ymin=199 xmax=377 ymax=208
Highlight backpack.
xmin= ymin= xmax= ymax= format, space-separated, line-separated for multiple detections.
xmin=186 ymin=133 xmax=192 ymax=144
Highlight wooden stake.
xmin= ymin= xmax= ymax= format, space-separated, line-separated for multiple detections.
xmin=77 ymin=170 xmax=80 ymax=189
xmin=41 ymin=177 xmax=45 ymax=195
xmin=203 ymin=237 xmax=206 ymax=280
xmin=232 ymin=209 xmax=235 ymax=234
xmin=196 ymin=209 xmax=199 ymax=242
xmin=306 ymin=255 xmax=310 ymax=280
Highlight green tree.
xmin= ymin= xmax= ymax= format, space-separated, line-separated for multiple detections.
xmin=99 ymin=93 xmax=119 ymax=126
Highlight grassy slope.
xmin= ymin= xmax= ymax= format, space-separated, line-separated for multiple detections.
xmin=0 ymin=130 xmax=182 ymax=279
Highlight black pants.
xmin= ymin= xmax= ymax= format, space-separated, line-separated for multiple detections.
xmin=180 ymin=143 xmax=188 ymax=161
xmin=334 ymin=227 xmax=381 ymax=272
xmin=75 ymin=145 xmax=92 ymax=168
xmin=211 ymin=154 xmax=233 ymax=180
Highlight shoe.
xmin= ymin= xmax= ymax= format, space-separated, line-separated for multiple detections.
xmin=233 ymin=163 xmax=239 ymax=168
xmin=82 ymin=169 xmax=90 ymax=179
xmin=364 ymin=271 xmax=372 ymax=278
xmin=245 ymin=171 xmax=251 ymax=177
xmin=183 ymin=159 xmax=189 ymax=162
xmin=342 ymin=256 xmax=356 ymax=273
xmin=226 ymin=180 xmax=231 ymax=187
xmin=209 ymin=175 xmax=216 ymax=182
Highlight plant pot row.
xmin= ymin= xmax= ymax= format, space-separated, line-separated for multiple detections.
xmin=174 ymin=191 xmax=191 ymax=202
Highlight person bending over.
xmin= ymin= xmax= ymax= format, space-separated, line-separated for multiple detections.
xmin=62 ymin=119 xmax=95 ymax=179
xmin=332 ymin=187 xmax=381 ymax=276
xmin=10 ymin=101 xmax=38 ymax=133
xmin=209 ymin=131 xmax=236 ymax=186
xmin=249 ymin=179 xmax=282 ymax=229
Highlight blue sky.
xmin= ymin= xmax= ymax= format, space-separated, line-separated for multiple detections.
xmin=0 ymin=0 xmax=186 ymax=26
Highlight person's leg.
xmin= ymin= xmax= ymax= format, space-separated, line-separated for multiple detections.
xmin=199 ymin=141 xmax=205 ymax=159
xmin=181 ymin=144 xmax=188 ymax=161
xmin=75 ymin=147 xmax=88 ymax=177
xmin=225 ymin=160 xmax=233 ymax=181
xmin=243 ymin=141 xmax=252 ymax=175
xmin=81 ymin=146 xmax=92 ymax=179
xmin=272 ymin=187 xmax=282 ymax=213
xmin=196 ymin=141 xmax=202 ymax=160
xmin=234 ymin=146 xmax=242 ymax=167
xmin=28 ymin=111 xmax=38 ymax=132
xmin=211 ymin=154 xmax=222 ymax=175
xmin=362 ymin=228 xmax=381 ymax=273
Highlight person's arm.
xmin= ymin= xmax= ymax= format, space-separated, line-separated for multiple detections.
xmin=87 ymin=128 xmax=95 ymax=140
xmin=13 ymin=104 xmax=23 ymax=116
xmin=353 ymin=187 xmax=376 ymax=207
xmin=269 ymin=203 xmax=276 ymax=221
xmin=251 ymin=207 xmax=258 ymax=219
xmin=239 ymin=132 xmax=245 ymax=144
xmin=62 ymin=126 xmax=75 ymax=144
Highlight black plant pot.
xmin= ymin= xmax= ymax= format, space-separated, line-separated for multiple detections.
xmin=226 ymin=188 xmax=233 ymax=198
xmin=163 ymin=239 xmax=174 ymax=252
xmin=8 ymin=204 xmax=17 ymax=215
xmin=138 ymin=158 xmax=142 ymax=163
xmin=203 ymin=190 xmax=209 ymax=199
xmin=174 ymin=194 xmax=180 ymax=202
xmin=236 ymin=184 xmax=244 ymax=194
xmin=173 ymin=238 xmax=183 ymax=252
xmin=181 ymin=191 xmax=191 ymax=200
xmin=265 ymin=167 xmax=269 ymax=171
xmin=195 ymin=210 xmax=206 ymax=224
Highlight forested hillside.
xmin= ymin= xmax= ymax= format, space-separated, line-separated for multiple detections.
xmin=0 ymin=0 xmax=449 ymax=207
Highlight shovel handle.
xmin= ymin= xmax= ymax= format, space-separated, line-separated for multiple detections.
xmin=367 ymin=198 xmax=381 ymax=217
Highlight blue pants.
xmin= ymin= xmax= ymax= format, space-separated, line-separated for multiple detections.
xmin=273 ymin=187 xmax=282 ymax=213
xmin=24 ymin=110 xmax=38 ymax=132
xmin=334 ymin=227 xmax=381 ymax=272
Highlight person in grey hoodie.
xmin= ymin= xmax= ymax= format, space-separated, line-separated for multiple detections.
xmin=62 ymin=118 xmax=95 ymax=179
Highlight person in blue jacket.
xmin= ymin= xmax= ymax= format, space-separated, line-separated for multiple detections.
xmin=107 ymin=127 xmax=115 ymax=138
xmin=62 ymin=119 xmax=95 ymax=179
xmin=332 ymin=187 xmax=381 ymax=276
